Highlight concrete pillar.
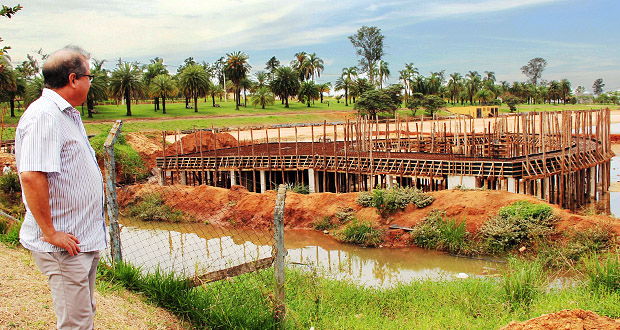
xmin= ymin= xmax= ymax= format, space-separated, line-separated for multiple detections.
xmin=180 ymin=171 xmax=187 ymax=185
xmin=230 ymin=170 xmax=237 ymax=186
xmin=543 ymin=177 xmax=550 ymax=201
xmin=157 ymin=168 xmax=164 ymax=186
xmin=590 ymin=167 xmax=597 ymax=198
xmin=386 ymin=175 xmax=394 ymax=188
xmin=507 ymin=178 xmax=517 ymax=193
xmin=447 ymin=175 xmax=476 ymax=189
xmin=260 ymin=170 xmax=267 ymax=193
xmin=536 ymin=179 xmax=543 ymax=199
xmin=308 ymin=169 xmax=316 ymax=193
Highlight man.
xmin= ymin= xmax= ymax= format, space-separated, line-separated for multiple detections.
xmin=15 ymin=46 xmax=105 ymax=330
xmin=2 ymin=162 xmax=11 ymax=175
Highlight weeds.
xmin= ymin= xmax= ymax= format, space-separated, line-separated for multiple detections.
xmin=126 ymin=193 xmax=186 ymax=222
xmin=583 ymin=253 xmax=620 ymax=293
xmin=312 ymin=216 xmax=333 ymax=231
xmin=336 ymin=219 xmax=384 ymax=247
xmin=0 ymin=172 xmax=20 ymax=194
xmin=356 ymin=186 xmax=434 ymax=217
xmin=285 ymin=183 xmax=310 ymax=195
xmin=502 ymin=257 xmax=544 ymax=310
xmin=334 ymin=206 xmax=355 ymax=224
xmin=90 ymin=133 xmax=149 ymax=183
xmin=410 ymin=209 xmax=470 ymax=254
xmin=0 ymin=218 xmax=21 ymax=246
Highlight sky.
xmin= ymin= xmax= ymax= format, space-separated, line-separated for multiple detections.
xmin=2 ymin=0 xmax=619 ymax=93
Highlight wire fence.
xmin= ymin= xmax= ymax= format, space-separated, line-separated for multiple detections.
xmin=102 ymin=121 xmax=287 ymax=327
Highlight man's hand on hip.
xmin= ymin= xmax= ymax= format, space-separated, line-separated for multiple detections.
xmin=42 ymin=231 xmax=81 ymax=256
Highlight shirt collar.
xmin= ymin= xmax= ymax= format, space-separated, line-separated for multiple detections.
xmin=41 ymin=88 xmax=73 ymax=112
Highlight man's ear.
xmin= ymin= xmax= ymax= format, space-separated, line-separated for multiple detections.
xmin=68 ymin=73 xmax=77 ymax=87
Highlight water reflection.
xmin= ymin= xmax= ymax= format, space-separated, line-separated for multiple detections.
xmin=114 ymin=218 xmax=502 ymax=287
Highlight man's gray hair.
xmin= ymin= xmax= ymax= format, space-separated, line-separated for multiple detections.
xmin=42 ymin=45 xmax=91 ymax=89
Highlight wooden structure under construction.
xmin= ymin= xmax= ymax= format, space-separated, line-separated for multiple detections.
xmin=156 ymin=108 xmax=614 ymax=211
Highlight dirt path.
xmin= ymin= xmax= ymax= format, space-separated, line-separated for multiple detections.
xmin=0 ymin=244 xmax=191 ymax=330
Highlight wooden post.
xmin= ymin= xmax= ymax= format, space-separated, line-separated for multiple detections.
xmin=162 ymin=131 xmax=167 ymax=185
xmin=104 ymin=120 xmax=123 ymax=263
xmin=273 ymin=184 xmax=287 ymax=327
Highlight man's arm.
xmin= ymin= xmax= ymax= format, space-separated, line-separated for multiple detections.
xmin=20 ymin=171 xmax=81 ymax=255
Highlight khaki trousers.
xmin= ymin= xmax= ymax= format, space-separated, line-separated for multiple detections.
xmin=31 ymin=251 xmax=100 ymax=330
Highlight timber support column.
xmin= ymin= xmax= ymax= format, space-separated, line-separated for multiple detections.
xmin=260 ymin=170 xmax=267 ymax=193
xmin=507 ymin=178 xmax=517 ymax=193
xmin=590 ymin=167 xmax=597 ymax=198
xmin=230 ymin=170 xmax=237 ymax=186
xmin=158 ymin=168 xmax=164 ymax=186
xmin=180 ymin=171 xmax=187 ymax=185
xmin=308 ymin=169 xmax=316 ymax=193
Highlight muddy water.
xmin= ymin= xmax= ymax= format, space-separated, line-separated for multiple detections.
xmin=117 ymin=218 xmax=502 ymax=287
xmin=607 ymin=123 xmax=620 ymax=218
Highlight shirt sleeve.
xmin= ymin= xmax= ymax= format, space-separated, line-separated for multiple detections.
xmin=17 ymin=112 xmax=62 ymax=173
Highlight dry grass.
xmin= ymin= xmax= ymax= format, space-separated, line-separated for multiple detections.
xmin=0 ymin=244 xmax=193 ymax=330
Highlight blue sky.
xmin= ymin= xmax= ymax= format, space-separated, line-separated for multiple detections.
xmin=2 ymin=0 xmax=619 ymax=92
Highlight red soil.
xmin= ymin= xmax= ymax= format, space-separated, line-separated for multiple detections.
xmin=500 ymin=309 xmax=620 ymax=330
xmin=116 ymin=183 xmax=620 ymax=247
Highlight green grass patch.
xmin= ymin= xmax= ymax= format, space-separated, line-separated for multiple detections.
xmin=410 ymin=209 xmax=471 ymax=254
xmin=583 ymin=253 xmax=620 ymax=293
xmin=89 ymin=133 xmax=150 ymax=183
xmin=336 ymin=219 xmax=384 ymax=247
xmin=126 ymin=193 xmax=186 ymax=222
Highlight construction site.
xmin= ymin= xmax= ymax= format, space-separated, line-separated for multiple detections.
xmin=156 ymin=108 xmax=614 ymax=211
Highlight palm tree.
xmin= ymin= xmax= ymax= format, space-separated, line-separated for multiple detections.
xmin=340 ymin=67 xmax=357 ymax=106
xmin=109 ymin=62 xmax=144 ymax=116
xmin=86 ymin=71 xmax=108 ymax=118
xmin=291 ymin=51 xmax=308 ymax=82
xmin=447 ymin=72 xmax=462 ymax=105
xmin=239 ymin=77 xmax=253 ymax=107
xmin=143 ymin=58 xmax=168 ymax=110
xmin=255 ymin=71 xmax=269 ymax=88
xmin=149 ymin=74 xmax=177 ymax=114
xmin=251 ymin=86 xmax=275 ymax=109
xmin=265 ymin=56 xmax=280 ymax=75
xmin=465 ymin=71 xmax=481 ymax=105
xmin=298 ymin=81 xmax=320 ymax=107
xmin=376 ymin=60 xmax=390 ymax=89
xmin=224 ymin=51 xmax=251 ymax=110
xmin=304 ymin=53 xmax=324 ymax=82
xmin=317 ymin=82 xmax=331 ymax=103
xmin=178 ymin=64 xmax=210 ymax=112
xmin=560 ymin=79 xmax=571 ymax=104
xmin=484 ymin=71 xmax=496 ymax=83
xmin=24 ymin=76 xmax=44 ymax=107
xmin=0 ymin=57 xmax=19 ymax=116
xmin=475 ymin=89 xmax=495 ymax=105
xmin=270 ymin=66 xmax=300 ymax=108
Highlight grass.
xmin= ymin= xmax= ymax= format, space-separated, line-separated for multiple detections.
xmin=98 ymin=259 xmax=620 ymax=330
xmin=126 ymin=193 xmax=186 ymax=222
xmin=336 ymin=219 xmax=384 ymax=247
xmin=356 ymin=186 xmax=434 ymax=218
xmin=410 ymin=209 xmax=471 ymax=254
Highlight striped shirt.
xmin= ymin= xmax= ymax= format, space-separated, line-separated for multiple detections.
xmin=16 ymin=88 xmax=106 ymax=253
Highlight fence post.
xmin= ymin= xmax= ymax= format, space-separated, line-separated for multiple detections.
xmin=273 ymin=184 xmax=287 ymax=328
xmin=104 ymin=120 xmax=123 ymax=263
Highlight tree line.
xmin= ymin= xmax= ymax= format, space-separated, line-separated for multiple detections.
xmin=1 ymin=21 xmax=618 ymax=120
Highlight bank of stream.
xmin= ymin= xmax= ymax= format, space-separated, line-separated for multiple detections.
xmin=118 ymin=217 xmax=503 ymax=287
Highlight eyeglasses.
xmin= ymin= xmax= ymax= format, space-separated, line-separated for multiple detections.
xmin=76 ymin=73 xmax=95 ymax=82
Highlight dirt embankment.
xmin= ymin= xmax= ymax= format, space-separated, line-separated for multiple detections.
xmin=500 ymin=309 xmax=620 ymax=330
xmin=117 ymin=183 xmax=620 ymax=248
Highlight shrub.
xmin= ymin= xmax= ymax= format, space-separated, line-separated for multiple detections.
xmin=410 ymin=209 xmax=469 ymax=254
xmin=286 ymin=183 xmax=310 ymax=195
xmin=502 ymin=257 xmax=544 ymax=310
xmin=583 ymin=253 xmax=620 ymax=293
xmin=89 ymin=133 xmax=149 ymax=183
xmin=356 ymin=186 xmax=434 ymax=217
xmin=337 ymin=219 xmax=384 ymax=247
xmin=312 ymin=216 xmax=332 ymax=231
xmin=126 ymin=193 xmax=185 ymax=222
xmin=480 ymin=201 xmax=557 ymax=253
xmin=0 ymin=172 xmax=20 ymax=194
xmin=334 ymin=206 xmax=355 ymax=224
xmin=0 ymin=218 xmax=22 ymax=246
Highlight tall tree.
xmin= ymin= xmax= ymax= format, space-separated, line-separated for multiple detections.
xmin=149 ymin=74 xmax=177 ymax=114
xmin=521 ymin=57 xmax=547 ymax=86
xmin=560 ymin=79 xmax=571 ymax=104
xmin=348 ymin=26 xmax=385 ymax=85
xmin=143 ymin=58 xmax=168 ymax=111
xmin=224 ymin=51 xmax=251 ymax=110
xmin=317 ymin=82 xmax=331 ymax=103
xmin=255 ymin=71 xmax=269 ymax=88
xmin=339 ymin=66 xmax=357 ymax=106
xmin=465 ymin=71 xmax=481 ymax=105
xmin=375 ymin=60 xmax=390 ymax=89
xmin=304 ymin=53 xmax=324 ymax=82
xmin=265 ymin=56 xmax=280 ymax=74
xmin=270 ymin=66 xmax=300 ymax=108
xmin=447 ymin=72 xmax=462 ymax=105
xmin=109 ymin=62 xmax=144 ymax=116
xmin=178 ymin=64 xmax=210 ymax=112
xmin=592 ymin=78 xmax=604 ymax=96
xmin=86 ymin=64 xmax=108 ymax=118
